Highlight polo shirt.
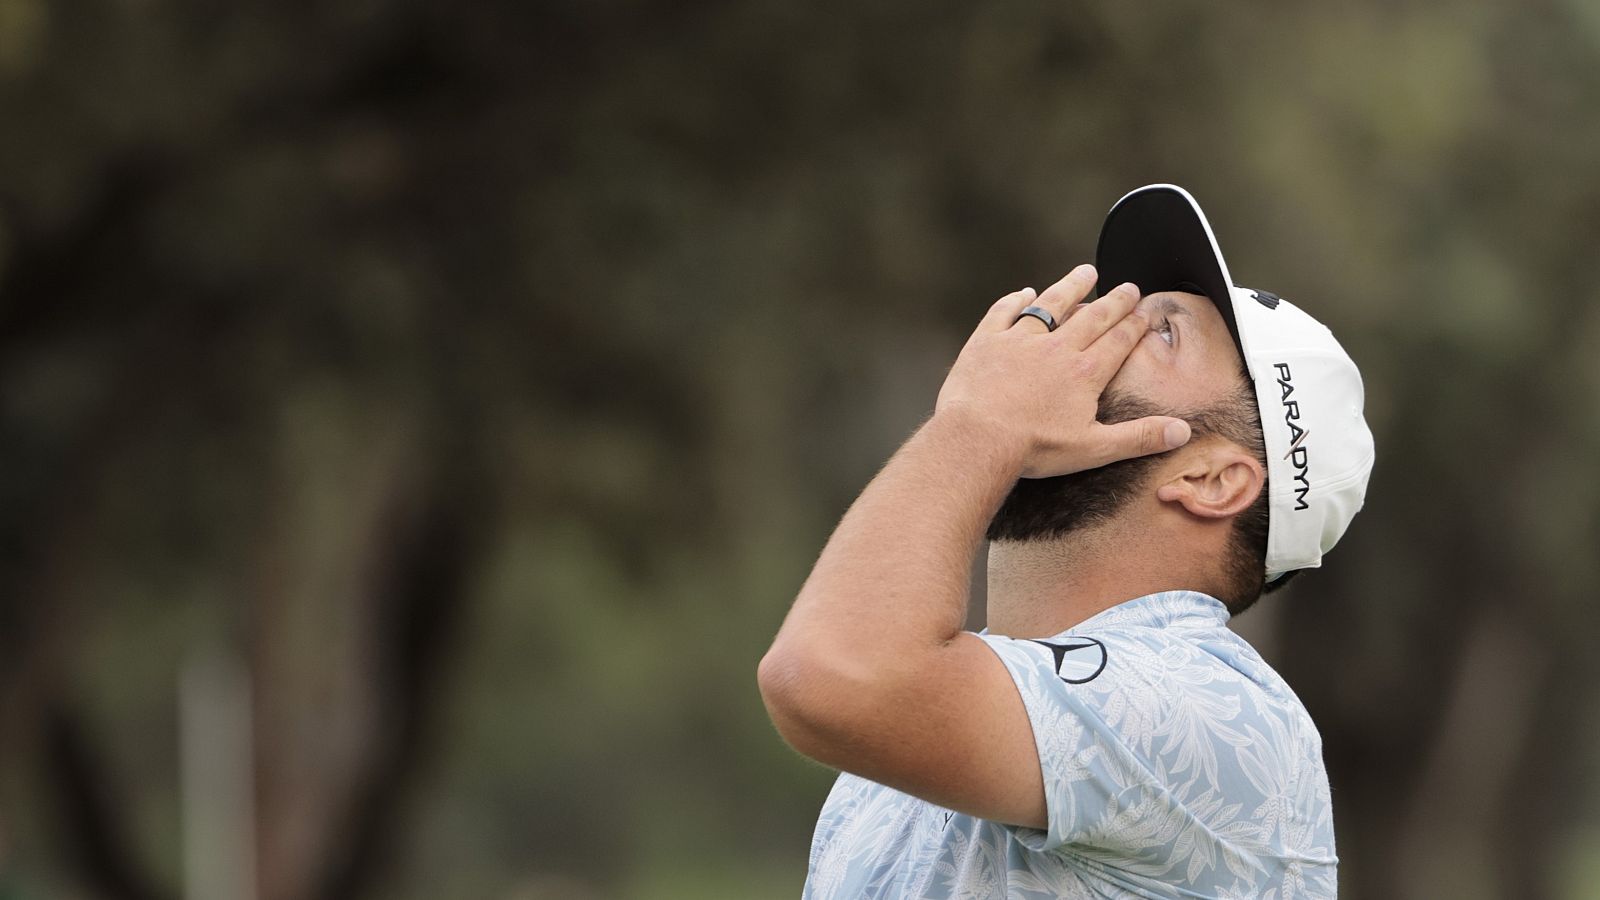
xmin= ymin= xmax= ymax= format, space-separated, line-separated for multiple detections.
xmin=802 ymin=590 xmax=1337 ymax=899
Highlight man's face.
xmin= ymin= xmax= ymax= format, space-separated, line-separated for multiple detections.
xmin=1106 ymin=291 xmax=1249 ymax=414
xmin=985 ymin=291 xmax=1251 ymax=542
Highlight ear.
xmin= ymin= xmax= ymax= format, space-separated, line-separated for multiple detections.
xmin=1155 ymin=443 xmax=1265 ymax=520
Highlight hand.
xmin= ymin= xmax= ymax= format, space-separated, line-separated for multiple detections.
xmin=934 ymin=263 xmax=1192 ymax=478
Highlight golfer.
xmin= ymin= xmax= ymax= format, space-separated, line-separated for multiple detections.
xmin=758 ymin=184 xmax=1374 ymax=898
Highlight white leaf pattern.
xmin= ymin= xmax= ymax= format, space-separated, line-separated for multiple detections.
xmin=801 ymin=591 xmax=1338 ymax=899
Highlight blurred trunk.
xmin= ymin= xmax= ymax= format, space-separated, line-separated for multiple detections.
xmin=250 ymin=420 xmax=479 ymax=900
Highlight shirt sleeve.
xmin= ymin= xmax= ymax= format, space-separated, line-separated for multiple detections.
xmin=979 ymin=630 xmax=1201 ymax=854
xmin=979 ymin=625 xmax=1339 ymax=895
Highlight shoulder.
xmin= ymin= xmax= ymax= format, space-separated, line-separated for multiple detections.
xmin=982 ymin=598 xmax=1328 ymax=788
xmin=977 ymin=593 xmax=1336 ymax=873
xmin=982 ymin=600 xmax=1271 ymax=715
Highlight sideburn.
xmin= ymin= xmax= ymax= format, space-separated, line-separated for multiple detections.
xmin=984 ymin=392 xmax=1177 ymax=543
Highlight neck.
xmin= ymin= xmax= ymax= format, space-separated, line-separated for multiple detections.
xmin=983 ymin=515 xmax=1216 ymax=638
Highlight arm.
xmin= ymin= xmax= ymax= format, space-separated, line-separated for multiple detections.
xmin=757 ymin=264 xmax=1190 ymax=828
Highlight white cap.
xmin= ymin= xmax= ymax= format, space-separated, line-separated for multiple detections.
xmin=1095 ymin=184 xmax=1375 ymax=579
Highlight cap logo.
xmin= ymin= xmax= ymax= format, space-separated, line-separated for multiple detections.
xmin=1274 ymin=362 xmax=1311 ymax=511
xmin=1284 ymin=429 xmax=1311 ymax=459
xmin=1253 ymin=289 xmax=1281 ymax=309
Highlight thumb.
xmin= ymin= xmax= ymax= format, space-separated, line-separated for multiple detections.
xmin=1093 ymin=416 xmax=1191 ymax=465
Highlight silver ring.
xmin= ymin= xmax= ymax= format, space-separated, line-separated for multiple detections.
xmin=1015 ymin=306 xmax=1058 ymax=332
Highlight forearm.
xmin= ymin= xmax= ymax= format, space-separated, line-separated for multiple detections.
xmin=765 ymin=408 xmax=1020 ymax=673
xmin=758 ymin=270 xmax=1186 ymax=799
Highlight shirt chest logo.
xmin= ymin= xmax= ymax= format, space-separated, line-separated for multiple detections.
xmin=1027 ymin=637 xmax=1108 ymax=684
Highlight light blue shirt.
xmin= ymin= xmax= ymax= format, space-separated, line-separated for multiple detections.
xmin=803 ymin=591 xmax=1337 ymax=899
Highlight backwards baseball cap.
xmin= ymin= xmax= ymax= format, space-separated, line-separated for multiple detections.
xmin=1095 ymin=184 xmax=1375 ymax=579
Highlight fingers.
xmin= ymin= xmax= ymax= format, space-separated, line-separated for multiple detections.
xmin=1059 ymin=281 xmax=1142 ymax=350
xmin=1089 ymin=416 xmax=1192 ymax=467
xmin=1028 ymin=263 xmax=1098 ymax=326
xmin=981 ymin=286 xmax=1039 ymax=332
xmin=980 ymin=269 xmax=1141 ymax=347
xmin=1085 ymin=297 xmax=1151 ymax=372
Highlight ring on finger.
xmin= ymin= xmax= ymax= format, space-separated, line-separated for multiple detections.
xmin=1014 ymin=306 xmax=1058 ymax=332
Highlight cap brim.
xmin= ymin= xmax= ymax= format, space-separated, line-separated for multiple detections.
xmin=1095 ymin=184 xmax=1243 ymax=357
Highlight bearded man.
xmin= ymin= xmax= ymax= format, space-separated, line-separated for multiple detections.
xmin=758 ymin=185 xmax=1374 ymax=898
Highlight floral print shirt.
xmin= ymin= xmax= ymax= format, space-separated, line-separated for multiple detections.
xmin=803 ymin=591 xmax=1337 ymax=899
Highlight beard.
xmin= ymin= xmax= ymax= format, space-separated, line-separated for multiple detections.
xmin=985 ymin=391 xmax=1182 ymax=543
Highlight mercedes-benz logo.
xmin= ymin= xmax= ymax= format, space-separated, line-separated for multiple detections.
xmin=1027 ymin=637 xmax=1108 ymax=684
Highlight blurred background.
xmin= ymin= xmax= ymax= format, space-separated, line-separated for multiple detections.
xmin=2 ymin=1 xmax=1599 ymax=898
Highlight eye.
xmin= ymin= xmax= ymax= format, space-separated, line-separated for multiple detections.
xmin=1155 ymin=317 xmax=1174 ymax=345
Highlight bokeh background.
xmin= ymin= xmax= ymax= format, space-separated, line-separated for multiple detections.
xmin=3 ymin=1 xmax=1599 ymax=898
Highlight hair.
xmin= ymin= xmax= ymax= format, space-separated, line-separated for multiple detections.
xmin=984 ymin=363 xmax=1304 ymax=615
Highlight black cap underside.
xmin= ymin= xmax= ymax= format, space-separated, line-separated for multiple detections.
xmin=1094 ymin=186 xmax=1243 ymax=355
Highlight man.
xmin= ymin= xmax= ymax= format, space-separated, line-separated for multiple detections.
xmin=757 ymin=185 xmax=1374 ymax=898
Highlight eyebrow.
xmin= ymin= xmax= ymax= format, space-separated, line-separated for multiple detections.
xmin=1151 ymin=295 xmax=1192 ymax=318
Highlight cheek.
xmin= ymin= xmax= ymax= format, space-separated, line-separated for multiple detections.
xmin=1107 ymin=339 xmax=1215 ymax=410
xmin=1105 ymin=350 xmax=1151 ymax=397
xmin=1107 ymin=333 xmax=1171 ymax=390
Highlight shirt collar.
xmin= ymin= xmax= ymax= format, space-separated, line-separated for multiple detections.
xmin=1066 ymin=590 xmax=1230 ymax=633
